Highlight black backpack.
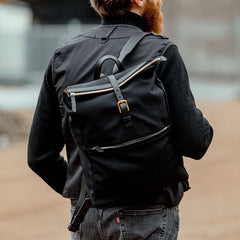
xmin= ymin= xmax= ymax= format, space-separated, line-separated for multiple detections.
xmin=63 ymin=32 xmax=188 ymax=232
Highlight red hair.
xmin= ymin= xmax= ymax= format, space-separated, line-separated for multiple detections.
xmin=90 ymin=0 xmax=132 ymax=18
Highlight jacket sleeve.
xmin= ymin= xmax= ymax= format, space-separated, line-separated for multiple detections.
xmin=27 ymin=56 xmax=68 ymax=194
xmin=158 ymin=45 xmax=213 ymax=160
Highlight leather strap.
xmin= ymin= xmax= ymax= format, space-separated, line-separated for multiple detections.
xmin=108 ymin=75 xmax=132 ymax=128
xmin=94 ymin=55 xmax=124 ymax=80
xmin=71 ymin=95 xmax=77 ymax=112
xmin=67 ymin=175 xmax=92 ymax=233
xmin=109 ymin=75 xmax=125 ymax=102
xmin=112 ymin=32 xmax=152 ymax=73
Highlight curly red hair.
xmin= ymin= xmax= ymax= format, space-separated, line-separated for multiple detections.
xmin=90 ymin=0 xmax=132 ymax=18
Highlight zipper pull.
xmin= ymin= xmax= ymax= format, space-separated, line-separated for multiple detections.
xmin=95 ymin=146 xmax=104 ymax=153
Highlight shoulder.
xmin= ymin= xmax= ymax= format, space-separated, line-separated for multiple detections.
xmin=51 ymin=26 xmax=100 ymax=68
xmin=54 ymin=26 xmax=99 ymax=53
xmin=146 ymin=33 xmax=184 ymax=63
xmin=150 ymin=33 xmax=178 ymax=55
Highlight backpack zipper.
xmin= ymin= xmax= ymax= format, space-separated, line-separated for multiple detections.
xmin=65 ymin=57 xmax=166 ymax=97
xmin=89 ymin=124 xmax=171 ymax=153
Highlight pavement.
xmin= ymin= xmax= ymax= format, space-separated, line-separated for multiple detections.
xmin=1 ymin=101 xmax=240 ymax=240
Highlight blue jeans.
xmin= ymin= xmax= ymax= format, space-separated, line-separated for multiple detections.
xmin=70 ymin=204 xmax=179 ymax=240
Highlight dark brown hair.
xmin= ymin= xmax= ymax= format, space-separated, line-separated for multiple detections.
xmin=90 ymin=0 xmax=132 ymax=18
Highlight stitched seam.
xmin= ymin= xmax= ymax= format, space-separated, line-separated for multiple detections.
xmin=81 ymin=35 xmax=130 ymax=40
xmin=52 ymin=50 xmax=58 ymax=80
xmin=123 ymin=207 xmax=166 ymax=215
xmin=118 ymin=211 xmax=128 ymax=240
xmin=99 ymin=24 xmax=144 ymax=31
xmin=122 ymin=211 xmax=164 ymax=216
xmin=161 ymin=43 xmax=175 ymax=56
xmin=97 ymin=209 xmax=107 ymax=240
xmin=86 ymin=155 xmax=97 ymax=202
xmin=160 ymin=208 xmax=167 ymax=240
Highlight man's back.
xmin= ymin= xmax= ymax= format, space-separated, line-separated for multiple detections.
xmin=53 ymin=23 xmax=181 ymax=199
xmin=28 ymin=1 xmax=213 ymax=239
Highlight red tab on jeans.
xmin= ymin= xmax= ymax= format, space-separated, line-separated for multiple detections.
xmin=116 ymin=217 xmax=120 ymax=223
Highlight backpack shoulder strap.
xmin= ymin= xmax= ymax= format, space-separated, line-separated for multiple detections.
xmin=118 ymin=31 xmax=152 ymax=62
xmin=113 ymin=31 xmax=152 ymax=73
xmin=67 ymin=174 xmax=91 ymax=233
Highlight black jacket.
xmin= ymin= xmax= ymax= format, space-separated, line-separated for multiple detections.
xmin=28 ymin=12 xmax=213 ymax=207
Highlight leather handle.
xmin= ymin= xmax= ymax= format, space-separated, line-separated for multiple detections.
xmin=94 ymin=55 xmax=124 ymax=80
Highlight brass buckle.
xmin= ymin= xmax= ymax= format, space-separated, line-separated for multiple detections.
xmin=117 ymin=100 xmax=130 ymax=113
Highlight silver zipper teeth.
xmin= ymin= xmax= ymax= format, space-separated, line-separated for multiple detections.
xmin=68 ymin=57 xmax=162 ymax=97
xmin=91 ymin=125 xmax=171 ymax=152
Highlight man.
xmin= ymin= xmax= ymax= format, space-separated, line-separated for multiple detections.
xmin=28 ymin=0 xmax=213 ymax=239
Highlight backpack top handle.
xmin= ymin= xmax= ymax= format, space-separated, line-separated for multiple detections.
xmin=93 ymin=55 xmax=124 ymax=80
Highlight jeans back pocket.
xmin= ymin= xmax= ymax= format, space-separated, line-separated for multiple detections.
xmin=117 ymin=206 xmax=167 ymax=240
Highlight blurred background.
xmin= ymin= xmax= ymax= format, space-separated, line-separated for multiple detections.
xmin=0 ymin=0 xmax=239 ymax=239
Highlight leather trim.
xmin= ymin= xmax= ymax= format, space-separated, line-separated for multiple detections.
xmin=65 ymin=57 xmax=165 ymax=96
xmin=66 ymin=61 xmax=146 ymax=94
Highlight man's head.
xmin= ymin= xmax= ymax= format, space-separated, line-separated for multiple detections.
xmin=90 ymin=0 xmax=164 ymax=34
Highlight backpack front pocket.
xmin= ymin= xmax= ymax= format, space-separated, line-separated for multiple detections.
xmin=83 ymin=124 xmax=188 ymax=206
xmin=87 ymin=124 xmax=171 ymax=153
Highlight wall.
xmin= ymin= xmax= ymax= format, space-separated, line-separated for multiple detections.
xmin=163 ymin=0 xmax=240 ymax=81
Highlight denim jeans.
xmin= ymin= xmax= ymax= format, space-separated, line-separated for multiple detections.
xmin=70 ymin=204 xmax=179 ymax=240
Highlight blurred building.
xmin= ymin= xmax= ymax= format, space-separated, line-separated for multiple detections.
xmin=0 ymin=1 xmax=32 ymax=83
xmin=163 ymin=0 xmax=240 ymax=83
xmin=0 ymin=0 xmax=100 ymax=24
xmin=30 ymin=0 xmax=100 ymax=24
xmin=0 ymin=0 xmax=240 ymax=95
xmin=0 ymin=0 xmax=100 ymax=84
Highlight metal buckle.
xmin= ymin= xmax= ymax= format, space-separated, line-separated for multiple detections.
xmin=117 ymin=100 xmax=130 ymax=113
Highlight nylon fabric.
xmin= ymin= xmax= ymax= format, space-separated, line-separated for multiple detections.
xmin=62 ymin=29 xmax=189 ymax=207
